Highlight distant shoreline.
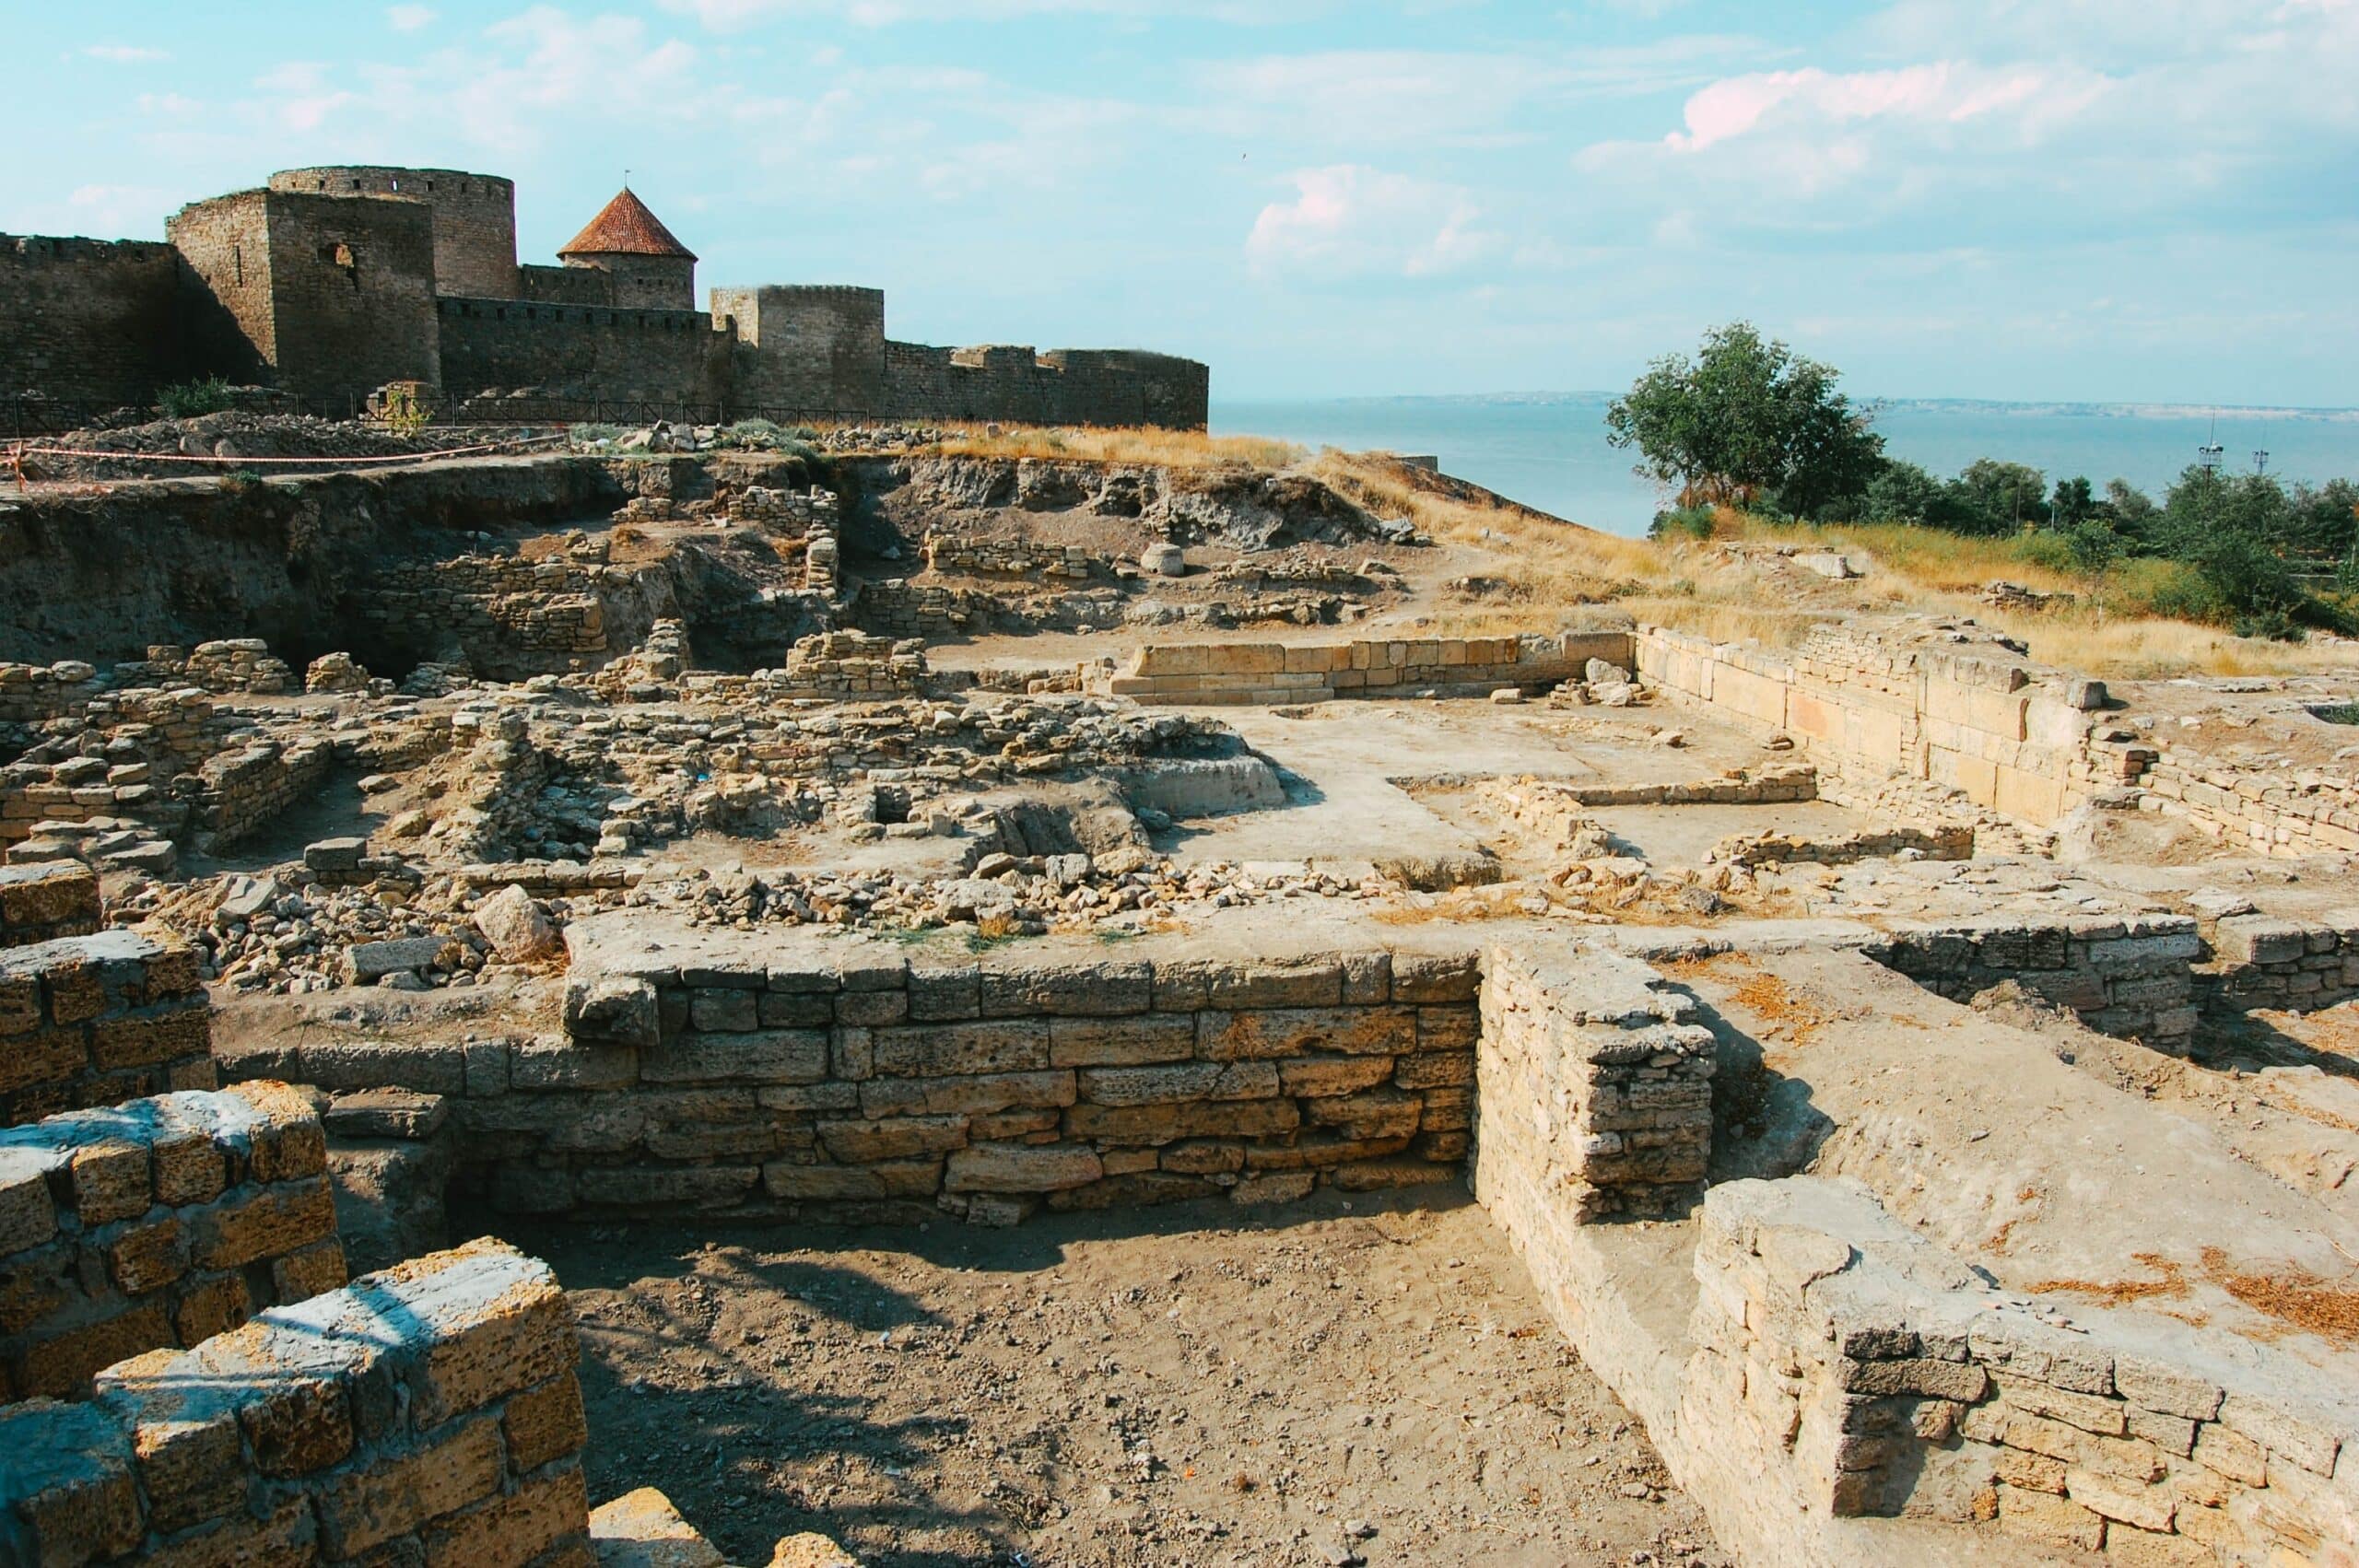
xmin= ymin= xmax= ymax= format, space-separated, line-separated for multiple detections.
xmin=1219 ymin=392 xmax=2359 ymax=423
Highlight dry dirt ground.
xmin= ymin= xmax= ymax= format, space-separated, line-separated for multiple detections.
xmin=484 ymin=1188 xmax=1723 ymax=1568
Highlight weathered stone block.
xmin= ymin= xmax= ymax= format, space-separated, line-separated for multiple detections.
xmin=945 ymin=1143 xmax=1103 ymax=1193
xmin=979 ymin=963 xmax=1151 ymax=1018
xmin=870 ymin=1020 xmax=1049 ymax=1077
xmin=1077 ymin=1061 xmax=1279 ymax=1106
xmin=857 ymin=1071 xmax=1074 ymax=1118
xmin=1047 ymin=1014 xmax=1194 ymax=1067
xmin=1197 ymin=1007 xmax=1416 ymax=1060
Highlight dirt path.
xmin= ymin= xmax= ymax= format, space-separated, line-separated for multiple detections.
xmin=489 ymin=1189 xmax=1722 ymax=1567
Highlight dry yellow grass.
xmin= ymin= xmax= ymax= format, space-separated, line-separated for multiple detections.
xmin=825 ymin=422 xmax=2353 ymax=680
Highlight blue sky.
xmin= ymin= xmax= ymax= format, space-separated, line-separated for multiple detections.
xmin=8 ymin=0 xmax=2355 ymax=404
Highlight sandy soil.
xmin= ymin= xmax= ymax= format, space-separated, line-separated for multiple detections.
xmin=485 ymin=1189 xmax=1723 ymax=1568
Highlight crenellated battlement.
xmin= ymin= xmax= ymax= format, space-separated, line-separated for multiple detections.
xmin=3 ymin=162 xmax=1208 ymax=426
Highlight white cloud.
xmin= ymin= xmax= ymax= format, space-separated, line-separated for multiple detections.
xmin=83 ymin=44 xmax=167 ymax=63
xmin=1663 ymin=62 xmax=2083 ymax=152
xmin=1189 ymin=39 xmax=1759 ymax=150
xmin=386 ymin=6 xmax=438 ymax=31
xmin=663 ymin=0 xmax=1320 ymax=28
xmin=1247 ymin=164 xmax=1501 ymax=278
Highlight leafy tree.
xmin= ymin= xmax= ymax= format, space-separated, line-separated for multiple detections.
xmin=2155 ymin=465 xmax=2340 ymax=638
xmin=1948 ymin=459 xmax=2050 ymax=533
xmin=1605 ymin=322 xmax=1884 ymax=519
xmin=2050 ymin=476 xmax=2095 ymax=528
xmin=2290 ymin=478 xmax=2359 ymax=560
xmin=1861 ymin=460 xmax=1940 ymax=525
xmin=2102 ymin=479 xmax=2161 ymax=548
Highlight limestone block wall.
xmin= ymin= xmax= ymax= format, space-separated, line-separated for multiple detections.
xmin=851 ymin=579 xmax=1009 ymax=639
xmin=2201 ymin=911 xmax=2359 ymax=1014
xmin=1091 ymin=632 xmax=1626 ymax=706
xmin=922 ymin=534 xmax=1107 ymax=582
xmin=0 ymin=682 xmax=219 ymax=848
xmin=0 ymin=930 xmax=215 ymax=1127
xmin=0 ymin=1081 xmax=345 ymax=1403
xmin=133 ymin=640 xmax=296 ymax=696
xmin=1708 ymin=825 xmax=1974 ymax=869
xmin=1474 ymin=942 xmax=1716 ymax=1223
xmin=1635 ymin=625 xmax=2138 ymax=829
xmin=437 ymin=295 xmax=731 ymax=407
xmin=0 ymin=864 xmax=100 ymax=948
xmin=0 ymin=661 xmax=108 ymax=724
xmin=185 ymin=737 xmax=334 ymax=854
xmin=1862 ymin=914 xmax=2203 ymax=1053
xmin=2141 ymin=754 xmax=2359 ymax=857
xmin=0 ymin=235 xmax=196 ymax=410
xmin=1693 ymin=1177 xmax=2356 ymax=1566
xmin=223 ymin=947 xmax=1477 ymax=1223
xmin=1555 ymin=762 xmax=1819 ymax=808
xmin=534 ymin=943 xmax=1478 ymax=1222
xmin=0 ymin=1238 xmax=589 ymax=1567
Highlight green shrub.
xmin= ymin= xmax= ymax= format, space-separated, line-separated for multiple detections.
xmin=158 ymin=377 xmax=235 ymax=419
xmin=1648 ymin=505 xmax=1717 ymax=542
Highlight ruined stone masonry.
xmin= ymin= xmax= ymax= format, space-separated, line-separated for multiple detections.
xmin=0 ymin=1238 xmax=589 ymax=1567
xmin=4 ymin=164 xmax=1208 ymax=427
xmin=0 ymin=1081 xmax=345 ymax=1403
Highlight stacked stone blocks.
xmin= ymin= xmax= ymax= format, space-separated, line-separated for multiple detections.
xmin=210 ymin=946 xmax=1482 ymax=1223
xmin=0 ymin=1082 xmax=345 ymax=1403
xmin=0 ymin=930 xmax=216 ymax=1128
xmin=1095 ymin=632 xmax=1625 ymax=706
xmin=1693 ymin=1178 xmax=2353 ymax=1566
xmin=0 ymin=864 xmax=102 ymax=949
xmin=1476 ymin=942 xmax=1716 ymax=1223
xmin=0 ymin=1237 xmax=591 ymax=1567
xmin=1636 ymin=624 xmax=2130 ymax=830
xmin=1866 ymin=914 xmax=2203 ymax=1053
xmin=2201 ymin=910 xmax=2359 ymax=1013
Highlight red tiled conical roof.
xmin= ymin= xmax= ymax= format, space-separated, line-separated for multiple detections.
xmin=557 ymin=188 xmax=697 ymax=261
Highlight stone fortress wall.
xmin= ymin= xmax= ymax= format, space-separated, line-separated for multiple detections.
xmin=268 ymin=166 xmax=521 ymax=299
xmin=3 ymin=164 xmax=1209 ymax=427
xmin=0 ymin=237 xmax=201 ymax=411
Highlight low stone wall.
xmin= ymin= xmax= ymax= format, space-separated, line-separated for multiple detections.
xmin=1091 ymin=632 xmax=1624 ymax=706
xmin=675 ymin=632 xmax=927 ymax=703
xmin=922 ymin=534 xmax=1105 ymax=581
xmin=1555 ymin=761 xmax=1818 ymax=808
xmin=850 ymin=579 xmax=1007 ymax=639
xmin=544 ymin=942 xmax=1477 ymax=1223
xmin=0 ymin=1238 xmax=590 ymax=1566
xmin=1475 ymin=942 xmax=1715 ymax=1223
xmin=1863 ymin=914 xmax=2202 ymax=1053
xmin=2141 ymin=755 xmax=2359 ymax=858
xmin=1 ymin=686 xmax=217 ymax=847
xmin=185 ymin=737 xmax=335 ymax=854
xmin=0 ymin=661 xmax=106 ymax=724
xmin=1 ymin=930 xmax=214 ymax=1127
xmin=0 ymin=863 xmax=100 ymax=947
xmin=354 ymin=548 xmax=671 ymax=679
xmin=2201 ymin=910 xmax=2359 ymax=1014
xmin=1635 ymin=624 xmax=2136 ymax=829
xmin=1694 ymin=1177 xmax=2355 ymax=1566
xmin=131 ymin=640 xmax=297 ymax=696
xmin=1708 ymin=824 xmax=1972 ymax=868
xmin=0 ymin=1081 xmax=344 ymax=1403
xmin=226 ymin=945 xmax=1478 ymax=1223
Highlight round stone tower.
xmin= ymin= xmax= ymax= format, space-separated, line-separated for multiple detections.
xmin=267 ymin=167 xmax=519 ymax=299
